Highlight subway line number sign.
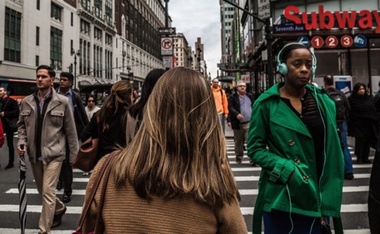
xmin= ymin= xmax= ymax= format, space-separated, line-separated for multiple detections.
xmin=341 ymin=35 xmax=353 ymax=48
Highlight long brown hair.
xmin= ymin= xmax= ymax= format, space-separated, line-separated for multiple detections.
xmin=114 ymin=67 xmax=239 ymax=208
xmin=97 ymin=80 xmax=133 ymax=132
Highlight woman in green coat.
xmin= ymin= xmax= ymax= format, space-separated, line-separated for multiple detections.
xmin=247 ymin=43 xmax=344 ymax=234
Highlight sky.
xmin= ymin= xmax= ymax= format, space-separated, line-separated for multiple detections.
xmin=169 ymin=0 xmax=221 ymax=78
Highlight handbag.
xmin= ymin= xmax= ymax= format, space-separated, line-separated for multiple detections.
xmin=72 ymin=137 xmax=99 ymax=172
xmin=73 ymin=151 xmax=118 ymax=234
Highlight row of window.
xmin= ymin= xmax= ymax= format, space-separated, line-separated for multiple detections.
xmin=4 ymin=6 xmax=114 ymax=78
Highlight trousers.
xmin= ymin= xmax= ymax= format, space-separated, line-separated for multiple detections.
xmin=31 ymin=160 xmax=65 ymax=233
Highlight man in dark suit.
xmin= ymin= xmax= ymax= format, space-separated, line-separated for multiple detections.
xmin=57 ymin=72 xmax=88 ymax=203
xmin=0 ymin=86 xmax=19 ymax=169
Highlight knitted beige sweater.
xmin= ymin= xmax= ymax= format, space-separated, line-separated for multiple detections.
xmin=81 ymin=155 xmax=248 ymax=233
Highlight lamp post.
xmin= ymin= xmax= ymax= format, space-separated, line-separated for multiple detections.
xmin=71 ymin=48 xmax=80 ymax=89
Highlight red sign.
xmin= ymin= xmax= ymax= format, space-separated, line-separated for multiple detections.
xmin=326 ymin=36 xmax=338 ymax=48
xmin=340 ymin=35 xmax=353 ymax=47
xmin=311 ymin=36 xmax=324 ymax=48
xmin=284 ymin=5 xmax=380 ymax=33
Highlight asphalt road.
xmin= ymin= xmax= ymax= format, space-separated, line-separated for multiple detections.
xmin=0 ymin=132 xmax=373 ymax=233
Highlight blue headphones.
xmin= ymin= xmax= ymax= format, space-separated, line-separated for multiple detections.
xmin=277 ymin=42 xmax=317 ymax=78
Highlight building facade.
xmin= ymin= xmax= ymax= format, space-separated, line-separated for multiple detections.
xmin=0 ymin=0 xmax=165 ymax=97
xmin=226 ymin=0 xmax=380 ymax=95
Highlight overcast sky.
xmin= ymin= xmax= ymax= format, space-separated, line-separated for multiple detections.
xmin=169 ymin=0 xmax=221 ymax=78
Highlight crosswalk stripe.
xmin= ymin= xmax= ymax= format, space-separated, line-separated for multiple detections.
xmin=0 ymin=203 xmax=369 ymax=215
xmin=5 ymin=185 xmax=370 ymax=196
xmin=234 ymin=174 xmax=371 ymax=181
xmin=0 ymin=229 xmax=72 ymax=234
xmin=0 ymin=205 xmax=82 ymax=214
xmin=240 ymin=203 xmax=368 ymax=215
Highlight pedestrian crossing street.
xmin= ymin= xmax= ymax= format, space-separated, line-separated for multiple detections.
xmin=0 ymin=138 xmax=373 ymax=233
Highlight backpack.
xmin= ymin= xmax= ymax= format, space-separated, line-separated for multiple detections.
xmin=327 ymin=89 xmax=346 ymax=122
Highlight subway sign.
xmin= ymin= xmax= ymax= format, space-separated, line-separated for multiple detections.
xmin=284 ymin=5 xmax=380 ymax=33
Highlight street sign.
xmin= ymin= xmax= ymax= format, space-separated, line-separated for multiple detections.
xmin=163 ymin=56 xmax=173 ymax=69
xmin=341 ymin=35 xmax=353 ymax=48
xmin=161 ymin=37 xmax=173 ymax=56
xmin=158 ymin=27 xmax=176 ymax=35
xmin=326 ymin=35 xmax=338 ymax=48
xmin=257 ymin=0 xmax=270 ymax=20
xmin=273 ymin=24 xmax=305 ymax=33
xmin=354 ymin=34 xmax=367 ymax=47
xmin=311 ymin=36 xmax=324 ymax=49
xmin=297 ymin=36 xmax=310 ymax=47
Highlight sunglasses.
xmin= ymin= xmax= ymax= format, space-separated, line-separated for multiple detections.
xmin=88 ymin=100 xmax=95 ymax=103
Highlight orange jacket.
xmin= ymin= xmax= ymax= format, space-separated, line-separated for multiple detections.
xmin=211 ymin=85 xmax=228 ymax=116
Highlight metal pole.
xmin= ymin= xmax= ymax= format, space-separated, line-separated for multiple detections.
xmin=74 ymin=55 xmax=77 ymax=89
xmin=266 ymin=20 xmax=273 ymax=87
xmin=164 ymin=0 xmax=169 ymax=28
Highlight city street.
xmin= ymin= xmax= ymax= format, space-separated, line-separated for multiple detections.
xmin=0 ymin=130 xmax=373 ymax=233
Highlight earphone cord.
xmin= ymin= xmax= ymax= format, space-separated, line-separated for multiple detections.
xmin=286 ymin=185 xmax=294 ymax=234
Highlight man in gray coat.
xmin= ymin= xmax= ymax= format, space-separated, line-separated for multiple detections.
xmin=17 ymin=65 xmax=79 ymax=233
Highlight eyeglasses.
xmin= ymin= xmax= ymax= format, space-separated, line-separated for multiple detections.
xmin=237 ymin=85 xmax=246 ymax=88
xmin=88 ymin=100 xmax=95 ymax=103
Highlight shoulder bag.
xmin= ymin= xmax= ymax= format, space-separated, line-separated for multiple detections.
xmin=72 ymin=137 xmax=99 ymax=172
xmin=72 ymin=151 xmax=118 ymax=234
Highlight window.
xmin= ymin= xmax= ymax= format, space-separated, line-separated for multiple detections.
xmin=105 ymin=33 xmax=112 ymax=46
xmin=35 ymin=55 xmax=39 ymax=66
xmin=4 ymin=7 xmax=21 ymax=63
xmin=51 ymin=3 xmax=62 ymax=21
xmin=50 ymin=27 xmax=62 ymax=70
xmin=36 ymin=26 xmax=40 ymax=46
xmin=37 ymin=0 xmax=40 ymax=10
xmin=80 ymin=19 xmax=90 ymax=35
xmin=71 ymin=12 xmax=73 ymax=26
xmin=94 ymin=0 xmax=102 ymax=19
xmin=94 ymin=27 xmax=102 ymax=41
xmin=81 ymin=0 xmax=90 ymax=11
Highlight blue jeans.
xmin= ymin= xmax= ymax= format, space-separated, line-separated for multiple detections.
xmin=219 ymin=113 xmax=225 ymax=134
xmin=340 ymin=121 xmax=353 ymax=174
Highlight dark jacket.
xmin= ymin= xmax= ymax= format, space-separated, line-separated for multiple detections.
xmin=227 ymin=91 xmax=255 ymax=130
xmin=80 ymin=106 xmax=127 ymax=158
xmin=348 ymin=94 xmax=377 ymax=139
xmin=72 ymin=91 xmax=89 ymax=138
xmin=0 ymin=96 xmax=19 ymax=133
xmin=369 ymin=135 xmax=380 ymax=233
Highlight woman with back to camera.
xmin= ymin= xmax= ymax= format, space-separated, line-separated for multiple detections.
xmin=348 ymin=82 xmax=378 ymax=164
xmin=80 ymin=80 xmax=133 ymax=159
xmin=126 ymin=68 xmax=166 ymax=141
xmin=78 ymin=67 xmax=247 ymax=233
xmin=247 ymin=43 xmax=344 ymax=234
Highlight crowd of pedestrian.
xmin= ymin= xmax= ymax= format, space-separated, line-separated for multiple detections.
xmin=0 ymin=45 xmax=379 ymax=232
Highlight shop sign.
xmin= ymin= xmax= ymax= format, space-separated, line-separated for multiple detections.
xmin=284 ymin=5 xmax=380 ymax=33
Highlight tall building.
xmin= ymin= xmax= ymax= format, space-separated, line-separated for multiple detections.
xmin=172 ymin=33 xmax=192 ymax=68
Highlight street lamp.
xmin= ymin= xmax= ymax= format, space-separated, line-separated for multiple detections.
xmin=71 ymin=48 xmax=80 ymax=89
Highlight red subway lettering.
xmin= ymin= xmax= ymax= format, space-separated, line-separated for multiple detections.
xmin=284 ymin=6 xmax=301 ymax=24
